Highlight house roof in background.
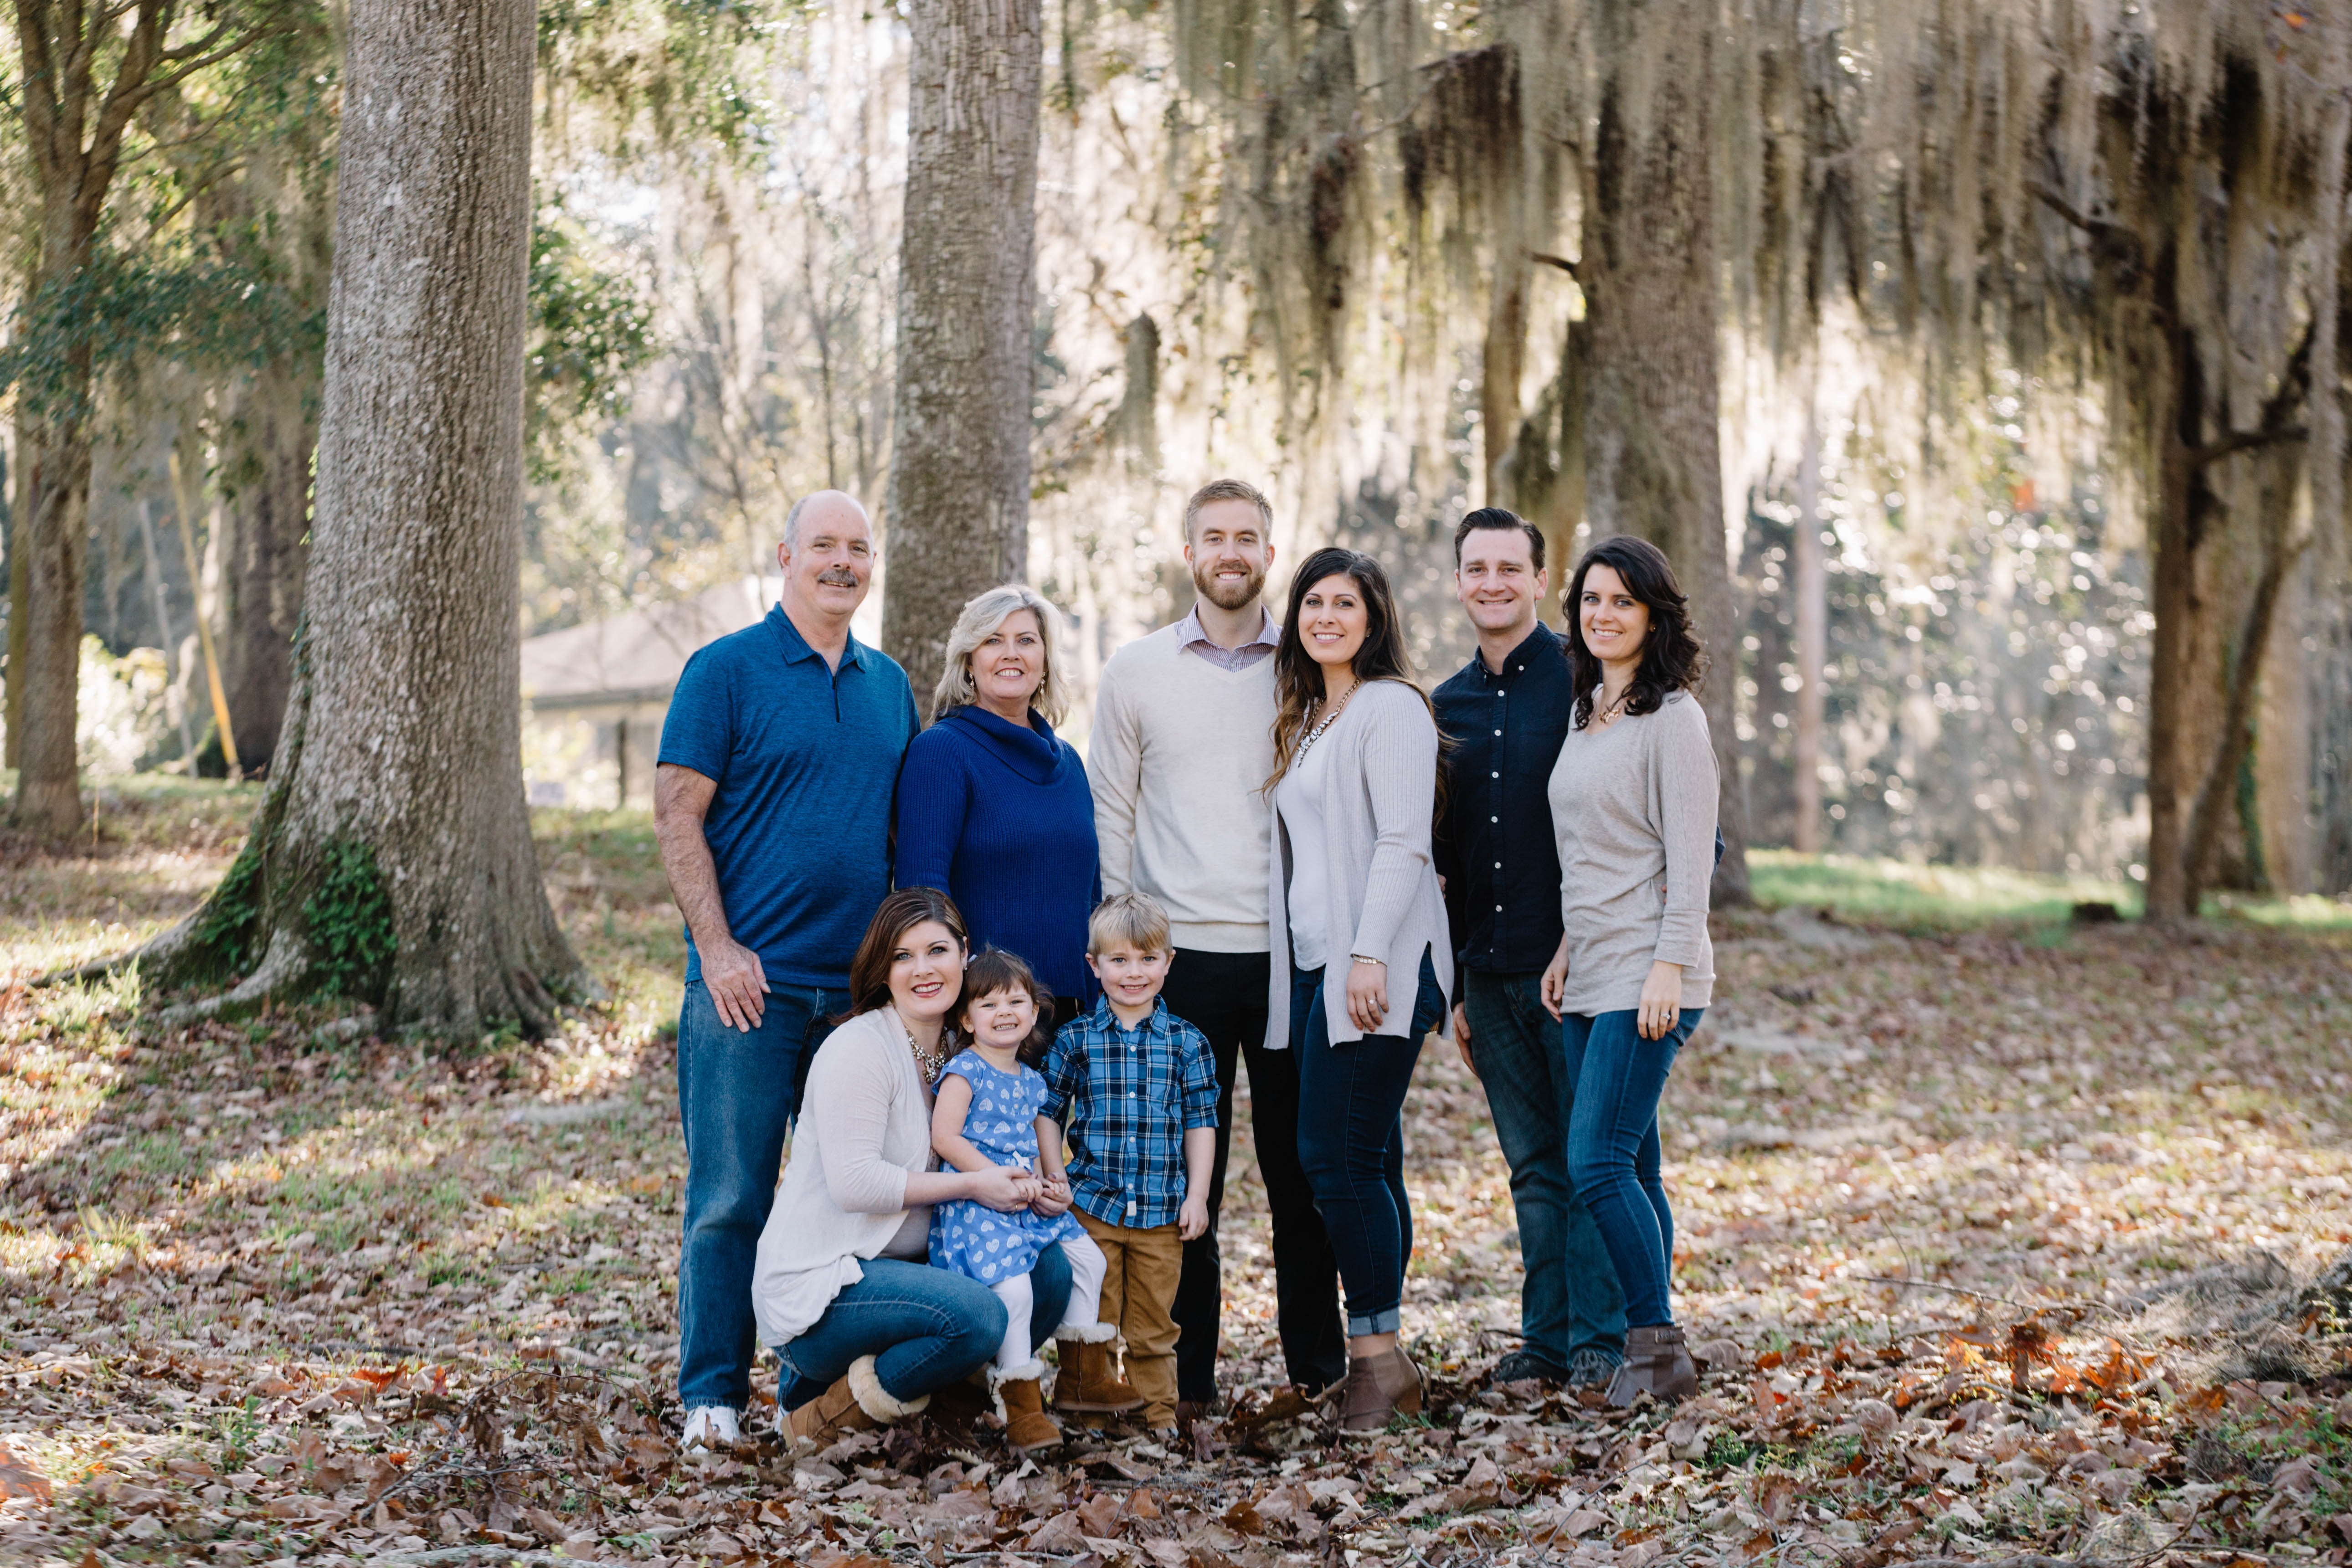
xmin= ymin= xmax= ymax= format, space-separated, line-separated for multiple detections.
xmin=520 ymin=577 xmax=775 ymax=708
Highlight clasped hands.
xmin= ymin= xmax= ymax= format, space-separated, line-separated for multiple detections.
xmin=966 ymin=1162 xmax=1073 ymax=1217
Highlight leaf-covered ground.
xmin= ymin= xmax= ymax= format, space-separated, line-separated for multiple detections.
xmin=4 ymin=780 xmax=2351 ymax=1568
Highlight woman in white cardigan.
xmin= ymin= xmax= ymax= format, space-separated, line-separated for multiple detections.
xmin=751 ymin=887 xmax=1077 ymax=1443
xmin=1262 ymin=546 xmax=1452 ymax=1434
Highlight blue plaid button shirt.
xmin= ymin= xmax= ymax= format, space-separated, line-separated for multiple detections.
xmin=1040 ymin=995 xmax=1219 ymax=1229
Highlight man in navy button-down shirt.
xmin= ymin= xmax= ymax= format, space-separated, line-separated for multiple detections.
xmin=1433 ymin=508 xmax=1628 ymax=1391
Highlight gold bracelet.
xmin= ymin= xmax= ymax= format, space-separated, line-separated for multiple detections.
xmin=1350 ymin=954 xmax=1385 ymax=967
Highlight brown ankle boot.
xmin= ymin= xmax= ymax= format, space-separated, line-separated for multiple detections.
xmin=1604 ymin=1325 xmax=1698 ymax=1408
xmin=1338 ymin=1347 xmax=1424 ymax=1435
xmin=991 ymin=1360 xmax=1063 ymax=1454
xmin=1053 ymin=1328 xmax=1144 ymax=1413
xmin=784 ymin=1354 xmax=930 ymax=1443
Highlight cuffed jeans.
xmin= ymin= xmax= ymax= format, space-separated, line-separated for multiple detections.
xmin=676 ymin=978 xmax=840 ymax=1412
xmin=1461 ymin=968 xmax=1627 ymax=1368
xmin=1292 ymin=953 xmax=1446 ymax=1337
xmin=773 ymin=1245 xmax=1076 ymax=1409
xmin=1163 ymin=948 xmax=1348 ymax=1400
xmin=1561 ymin=1006 xmax=1705 ymax=1329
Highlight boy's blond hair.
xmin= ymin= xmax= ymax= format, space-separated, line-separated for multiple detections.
xmin=1087 ymin=892 xmax=1173 ymax=957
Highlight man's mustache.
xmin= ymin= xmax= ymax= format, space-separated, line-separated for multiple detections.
xmin=816 ymin=568 xmax=861 ymax=586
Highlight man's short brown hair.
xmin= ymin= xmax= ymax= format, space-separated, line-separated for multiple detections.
xmin=1184 ymin=478 xmax=1273 ymax=541
xmin=1452 ymin=505 xmax=1546 ymax=570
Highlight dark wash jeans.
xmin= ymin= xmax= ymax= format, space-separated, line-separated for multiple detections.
xmin=1460 ymin=968 xmax=1627 ymax=1368
xmin=676 ymin=978 xmax=840 ymax=1412
xmin=773 ymin=1245 xmax=1074 ymax=1409
xmin=1163 ymin=949 xmax=1348 ymax=1402
xmin=1560 ymin=1006 xmax=1706 ymax=1329
xmin=1292 ymin=953 xmax=1446 ymax=1337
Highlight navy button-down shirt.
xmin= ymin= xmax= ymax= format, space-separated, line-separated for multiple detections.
xmin=1434 ymin=623 xmax=1573 ymax=976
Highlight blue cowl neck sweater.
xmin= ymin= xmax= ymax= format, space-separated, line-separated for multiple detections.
xmin=892 ymin=705 xmax=1102 ymax=1003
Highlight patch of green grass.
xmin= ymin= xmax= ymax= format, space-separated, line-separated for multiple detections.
xmin=1747 ymin=850 xmax=2138 ymax=931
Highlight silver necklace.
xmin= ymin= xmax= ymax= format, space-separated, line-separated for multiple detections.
xmin=1292 ymin=681 xmax=1359 ymax=767
xmin=903 ymin=1022 xmax=946 ymax=1085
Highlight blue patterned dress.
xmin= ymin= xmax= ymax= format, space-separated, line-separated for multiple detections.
xmin=927 ymin=1049 xmax=1085 ymax=1285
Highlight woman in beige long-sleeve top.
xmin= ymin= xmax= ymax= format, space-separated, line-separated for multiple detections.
xmin=1262 ymin=546 xmax=1453 ymax=1434
xmin=1539 ymin=535 xmax=1719 ymax=1409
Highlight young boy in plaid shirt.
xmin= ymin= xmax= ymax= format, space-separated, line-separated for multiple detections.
xmin=1038 ymin=893 xmax=1218 ymax=1435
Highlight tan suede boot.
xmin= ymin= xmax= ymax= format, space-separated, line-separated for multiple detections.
xmin=1053 ymin=1326 xmax=1144 ymax=1414
xmin=1603 ymin=1326 xmax=1699 ymax=1408
xmin=991 ymin=1359 xmax=1063 ymax=1455
xmin=783 ymin=1354 xmax=930 ymax=1443
xmin=1338 ymin=1348 xmax=1424 ymax=1435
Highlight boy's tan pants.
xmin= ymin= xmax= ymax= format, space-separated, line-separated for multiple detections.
xmin=1076 ymin=1210 xmax=1184 ymax=1427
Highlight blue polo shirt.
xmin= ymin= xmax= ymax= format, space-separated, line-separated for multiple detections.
xmin=658 ymin=604 xmax=919 ymax=991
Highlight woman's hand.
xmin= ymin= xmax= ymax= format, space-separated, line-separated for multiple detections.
xmin=1637 ymin=960 xmax=1684 ymax=1041
xmin=1030 ymin=1174 xmax=1073 ymax=1218
xmin=965 ymin=1164 xmax=1042 ymax=1212
xmin=1539 ymin=936 xmax=1570 ymax=1020
xmin=1344 ymin=958 xmax=1390 ymax=1033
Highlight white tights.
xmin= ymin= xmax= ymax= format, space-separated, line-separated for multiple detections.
xmin=990 ymin=1230 xmax=1107 ymax=1373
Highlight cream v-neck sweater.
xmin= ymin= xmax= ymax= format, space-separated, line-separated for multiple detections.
xmin=1087 ymin=623 xmax=1280 ymax=952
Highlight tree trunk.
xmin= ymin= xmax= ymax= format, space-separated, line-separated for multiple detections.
xmin=1579 ymin=0 xmax=1751 ymax=905
xmin=882 ymin=0 xmax=1043 ymax=710
xmin=135 ymin=0 xmax=585 ymax=1036
xmin=216 ymin=357 xmax=318 ymax=773
xmin=13 ymin=409 xmax=93 ymax=833
xmin=1791 ymin=368 xmax=1826 ymax=855
xmin=2141 ymin=289 xmax=2198 ymax=925
xmin=4 ymin=427 xmax=22 ymax=771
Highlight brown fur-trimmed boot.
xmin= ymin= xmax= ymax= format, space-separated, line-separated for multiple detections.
xmin=1053 ymin=1324 xmax=1143 ymax=1414
xmin=1604 ymin=1326 xmax=1698 ymax=1408
xmin=783 ymin=1354 xmax=930 ymax=1444
xmin=990 ymin=1360 xmax=1064 ymax=1455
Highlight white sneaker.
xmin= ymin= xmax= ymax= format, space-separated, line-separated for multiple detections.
xmin=680 ymin=1405 xmax=741 ymax=1450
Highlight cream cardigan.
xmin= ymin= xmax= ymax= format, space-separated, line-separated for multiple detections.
xmin=750 ymin=1007 xmax=938 ymax=1347
xmin=1264 ymin=679 xmax=1454 ymax=1047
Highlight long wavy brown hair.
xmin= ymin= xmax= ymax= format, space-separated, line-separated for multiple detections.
xmin=1563 ymin=535 xmax=1708 ymax=730
xmin=1261 ymin=546 xmax=1437 ymax=794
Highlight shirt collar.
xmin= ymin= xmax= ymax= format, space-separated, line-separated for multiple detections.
xmin=1088 ymin=993 xmax=1168 ymax=1034
xmin=1175 ymin=604 xmax=1279 ymax=654
xmin=1472 ymin=622 xmax=1557 ymax=685
xmin=767 ymin=602 xmax=872 ymax=671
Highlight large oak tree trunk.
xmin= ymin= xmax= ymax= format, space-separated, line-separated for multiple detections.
xmin=1579 ymin=0 xmax=1751 ymax=905
xmin=11 ymin=413 xmax=89 ymax=832
xmin=137 ymin=0 xmax=584 ymax=1035
xmin=1791 ymin=368 xmax=1826 ymax=855
xmin=882 ymin=0 xmax=1043 ymax=709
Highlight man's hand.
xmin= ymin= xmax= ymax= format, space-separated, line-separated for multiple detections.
xmin=1178 ymin=1190 xmax=1210 ymax=1241
xmin=1451 ymin=1002 xmax=1476 ymax=1077
xmin=701 ymin=936 xmax=770 ymax=1032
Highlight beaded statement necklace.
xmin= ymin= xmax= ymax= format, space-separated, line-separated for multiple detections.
xmin=1291 ymin=679 xmax=1359 ymax=768
xmin=902 ymin=1020 xmax=947 ymax=1086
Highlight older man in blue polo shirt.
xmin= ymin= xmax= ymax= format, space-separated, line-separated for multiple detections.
xmin=654 ymin=490 xmax=920 ymax=1450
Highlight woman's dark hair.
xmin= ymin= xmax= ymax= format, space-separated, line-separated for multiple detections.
xmin=1263 ymin=546 xmax=1429 ymax=792
xmin=957 ymin=947 xmax=1056 ymax=1066
xmin=1563 ymin=535 xmax=1707 ymax=729
xmin=842 ymin=886 xmax=969 ymax=1022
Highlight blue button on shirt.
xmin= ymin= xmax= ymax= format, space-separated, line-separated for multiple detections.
xmin=1040 ymin=997 xmax=1219 ymax=1229
xmin=657 ymin=604 xmax=919 ymax=991
xmin=1434 ymin=623 xmax=1574 ymax=976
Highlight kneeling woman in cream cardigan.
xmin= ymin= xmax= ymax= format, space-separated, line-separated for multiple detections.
xmin=751 ymin=887 xmax=1078 ymax=1443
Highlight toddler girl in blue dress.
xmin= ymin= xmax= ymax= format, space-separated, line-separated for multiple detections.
xmin=929 ymin=949 xmax=1119 ymax=1451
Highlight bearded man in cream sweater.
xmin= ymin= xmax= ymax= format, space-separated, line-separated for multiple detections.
xmin=1088 ymin=479 xmax=1349 ymax=1425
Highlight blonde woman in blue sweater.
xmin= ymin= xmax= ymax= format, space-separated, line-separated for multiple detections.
xmin=895 ymin=586 xmax=1101 ymax=1019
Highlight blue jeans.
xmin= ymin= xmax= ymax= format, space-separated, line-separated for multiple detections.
xmin=1561 ymin=1006 xmax=1705 ymax=1329
xmin=773 ymin=1247 xmax=1076 ymax=1409
xmin=1293 ymin=952 xmax=1446 ymax=1337
xmin=1461 ymin=969 xmax=1626 ymax=1368
xmin=676 ymin=978 xmax=841 ymax=1411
